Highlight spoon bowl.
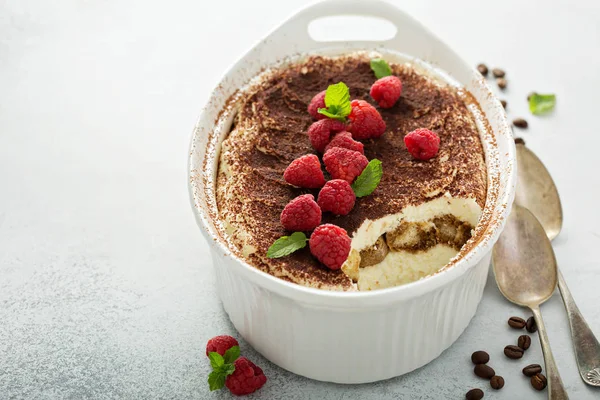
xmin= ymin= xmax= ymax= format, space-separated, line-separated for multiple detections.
xmin=493 ymin=205 xmax=557 ymax=307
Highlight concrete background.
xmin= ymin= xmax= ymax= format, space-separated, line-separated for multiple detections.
xmin=1 ymin=0 xmax=599 ymax=398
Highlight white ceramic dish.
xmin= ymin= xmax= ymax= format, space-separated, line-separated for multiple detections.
xmin=189 ymin=0 xmax=516 ymax=384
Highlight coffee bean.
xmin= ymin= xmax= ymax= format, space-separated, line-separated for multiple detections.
xmin=531 ymin=373 xmax=548 ymax=391
xmin=492 ymin=68 xmax=505 ymax=78
xmin=496 ymin=78 xmax=507 ymax=89
xmin=514 ymin=137 xmax=526 ymax=145
xmin=527 ymin=91 xmax=538 ymax=101
xmin=500 ymin=99 xmax=507 ymax=108
xmin=477 ymin=63 xmax=489 ymax=76
xmin=523 ymin=364 xmax=542 ymax=377
xmin=508 ymin=316 xmax=526 ymax=329
xmin=474 ymin=364 xmax=496 ymax=379
xmin=518 ymin=334 xmax=531 ymax=350
xmin=466 ymin=388 xmax=484 ymax=400
xmin=490 ymin=375 xmax=505 ymax=390
xmin=504 ymin=345 xmax=524 ymax=359
xmin=471 ymin=351 xmax=490 ymax=365
xmin=513 ymin=118 xmax=528 ymax=129
xmin=526 ymin=317 xmax=537 ymax=333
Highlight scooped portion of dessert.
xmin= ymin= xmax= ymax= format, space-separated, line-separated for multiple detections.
xmin=341 ymin=195 xmax=482 ymax=290
xmin=215 ymin=53 xmax=487 ymax=291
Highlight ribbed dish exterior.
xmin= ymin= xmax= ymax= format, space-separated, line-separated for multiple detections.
xmin=212 ymin=250 xmax=490 ymax=384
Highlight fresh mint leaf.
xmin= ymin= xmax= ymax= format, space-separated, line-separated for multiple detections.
xmin=223 ymin=346 xmax=240 ymax=364
xmin=529 ymin=93 xmax=556 ymax=115
xmin=207 ymin=357 xmax=237 ymax=391
xmin=351 ymin=159 xmax=383 ymax=197
xmin=208 ymin=370 xmax=226 ymax=391
xmin=220 ymin=363 xmax=235 ymax=376
xmin=318 ymin=82 xmax=351 ymax=121
xmin=324 ymin=82 xmax=351 ymax=112
xmin=266 ymin=232 xmax=308 ymax=258
xmin=317 ymin=108 xmax=347 ymax=122
xmin=208 ymin=352 xmax=224 ymax=369
xmin=370 ymin=58 xmax=392 ymax=79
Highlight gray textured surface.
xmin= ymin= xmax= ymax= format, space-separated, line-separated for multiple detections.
xmin=1 ymin=0 xmax=600 ymax=398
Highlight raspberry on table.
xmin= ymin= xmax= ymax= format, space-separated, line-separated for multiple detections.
xmin=309 ymin=224 xmax=351 ymax=270
xmin=283 ymin=154 xmax=325 ymax=188
xmin=324 ymin=131 xmax=364 ymax=154
xmin=205 ymin=335 xmax=239 ymax=357
xmin=225 ymin=357 xmax=267 ymax=396
xmin=370 ymin=76 xmax=402 ymax=108
xmin=280 ymin=194 xmax=321 ymax=232
xmin=317 ymin=179 xmax=356 ymax=216
xmin=307 ymin=90 xmax=327 ymax=120
xmin=347 ymin=99 xmax=386 ymax=140
xmin=323 ymin=147 xmax=368 ymax=183
xmin=307 ymin=119 xmax=347 ymax=153
xmin=404 ymin=128 xmax=440 ymax=160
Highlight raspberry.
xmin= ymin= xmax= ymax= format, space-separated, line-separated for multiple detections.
xmin=324 ymin=131 xmax=364 ymax=155
xmin=225 ymin=357 xmax=267 ymax=396
xmin=307 ymin=90 xmax=327 ymax=120
xmin=404 ymin=128 xmax=440 ymax=160
xmin=307 ymin=119 xmax=347 ymax=153
xmin=280 ymin=194 xmax=321 ymax=232
xmin=309 ymin=224 xmax=351 ymax=270
xmin=370 ymin=75 xmax=402 ymax=108
xmin=283 ymin=154 xmax=325 ymax=188
xmin=317 ymin=180 xmax=356 ymax=216
xmin=205 ymin=335 xmax=239 ymax=357
xmin=347 ymin=100 xmax=386 ymax=140
xmin=323 ymin=147 xmax=368 ymax=183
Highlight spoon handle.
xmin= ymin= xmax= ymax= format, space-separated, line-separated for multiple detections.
xmin=531 ymin=306 xmax=569 ymax=400
xmin=558 ymin=269 xmax=600 ymax=386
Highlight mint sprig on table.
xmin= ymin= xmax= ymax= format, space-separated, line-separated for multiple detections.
xmin=352 ymin=159 xmax=383 ymax=197
xmin=207 ymin=346 xmax=240 ymax=391
xmin=370 ymin=58 xmax=392 ymax=79
xmin=318 ymin=82 xmax=352 ymax=121
xmin=266 ymin=232 xmax=308 ymax=258
xmin=529 ymin=93 xmax=556 ymax=115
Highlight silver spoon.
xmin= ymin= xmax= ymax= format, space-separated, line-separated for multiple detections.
xmin=516 ymin=141 xmax=600 ymax=387
xmin=493 ymin=205 xmax=569 ymax=399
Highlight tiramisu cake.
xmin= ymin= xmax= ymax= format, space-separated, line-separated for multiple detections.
xmin=216 ymin=54 xmax=487 ymax=291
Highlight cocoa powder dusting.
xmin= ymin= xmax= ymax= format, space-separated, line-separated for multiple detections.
xmin=216 ymin=55 xmax=487 ymax=290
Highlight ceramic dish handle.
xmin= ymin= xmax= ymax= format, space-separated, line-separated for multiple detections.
xmin=270 ymin=0 xmax=417 ymax=46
